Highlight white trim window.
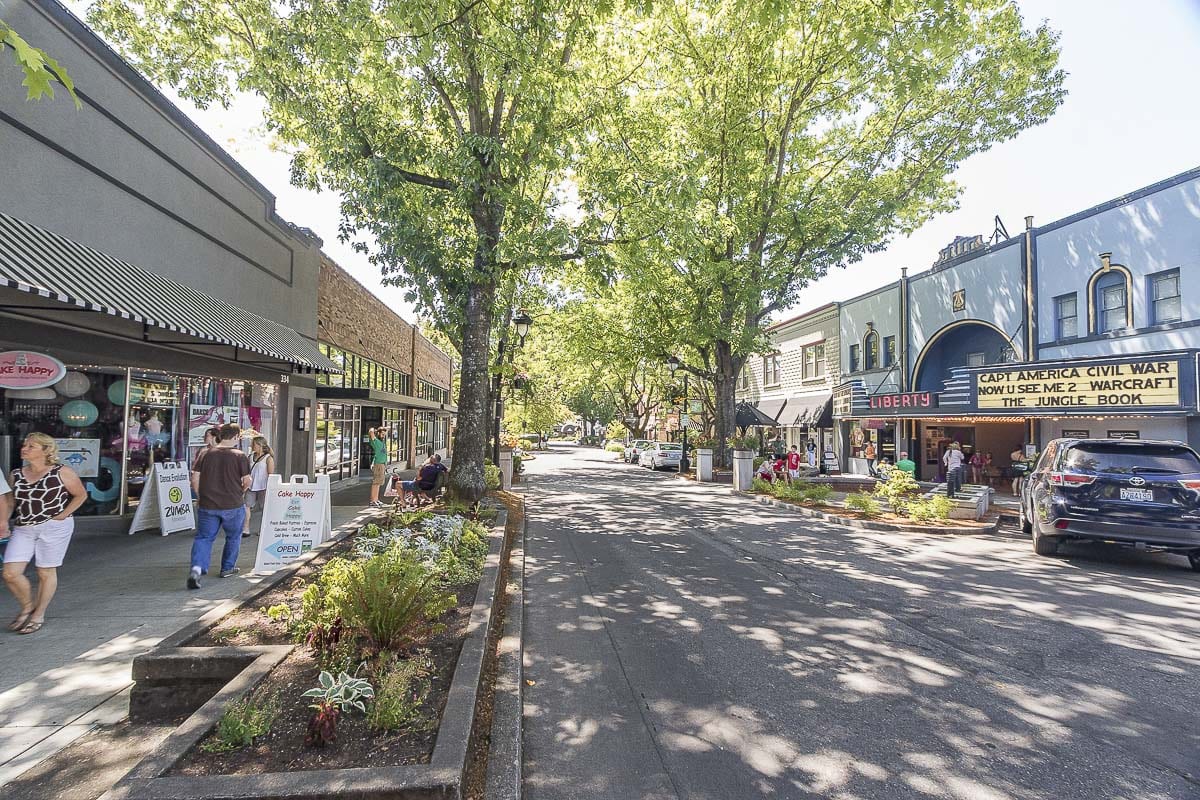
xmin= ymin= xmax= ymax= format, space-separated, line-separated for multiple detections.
xmin=1151 ymin=270 xmax=1181 ymax=324
xmin=802 ymin=342 xmax=826 ymax=379
xmin=762 ymin=353 xmax=781 ymax=386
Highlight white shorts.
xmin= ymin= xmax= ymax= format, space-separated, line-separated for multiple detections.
xmin=5 ymin=518 xmax=75 ymax=568
xmin=788 ymin=469 xmax=800 ymax=479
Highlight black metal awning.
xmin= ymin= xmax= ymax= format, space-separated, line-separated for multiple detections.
xmin=0 ymin=213 xmax=338 ymax=372
xmin=317 ymin=386 xmax=457 ymax=414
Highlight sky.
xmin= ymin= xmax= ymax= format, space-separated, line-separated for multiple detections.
xmin=86 ymin=0 xmax=1200 ymax=325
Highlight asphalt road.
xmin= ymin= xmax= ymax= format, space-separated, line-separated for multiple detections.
xmin=520 ymin=445 xmax=1200 ymax=800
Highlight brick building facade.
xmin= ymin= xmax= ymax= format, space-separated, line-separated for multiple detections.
xmin=315 ymin=256 xmax=455 ymax=481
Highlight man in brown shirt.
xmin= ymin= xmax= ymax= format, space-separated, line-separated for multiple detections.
xmin=188 ymin=424 xmax=251 ymax=588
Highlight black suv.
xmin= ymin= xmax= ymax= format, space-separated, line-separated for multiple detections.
xmin=1020 ymin=438 xmax=1200 ymax=571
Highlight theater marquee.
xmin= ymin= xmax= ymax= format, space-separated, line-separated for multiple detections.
xmin=976 ymin=359 xmax=1181 ymax=410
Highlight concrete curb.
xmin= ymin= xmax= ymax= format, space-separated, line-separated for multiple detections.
xmin=103 ymin=509 xmax=510 ymax=800
xmin=485 ymin=503 xmax=525 ymax=800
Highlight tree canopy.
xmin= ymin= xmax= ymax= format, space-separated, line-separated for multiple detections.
xmin=90 ymin=0 xmax=624 ymax=499
xmin=574 ymin=0 xmax=1066 ymax=461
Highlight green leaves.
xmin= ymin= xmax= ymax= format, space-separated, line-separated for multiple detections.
xmin=2 ymin=22 xmax=81 ymax=107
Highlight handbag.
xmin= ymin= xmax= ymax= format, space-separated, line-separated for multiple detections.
xmin=382 ymin=472 xmax=401 ymax=497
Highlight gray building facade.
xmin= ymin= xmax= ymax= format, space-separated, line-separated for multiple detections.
xmin=0 ymin=0 xmax=336 ymax=522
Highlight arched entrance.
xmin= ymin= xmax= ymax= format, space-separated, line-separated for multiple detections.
xmin=912 ymin=320 xmax=1016 ymax=393
xmin=911 ymin=321 xmax=1025 ymax=491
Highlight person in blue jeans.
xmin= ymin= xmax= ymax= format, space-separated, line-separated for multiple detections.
xmin=188 ymin=423 xmax=251 ymax=589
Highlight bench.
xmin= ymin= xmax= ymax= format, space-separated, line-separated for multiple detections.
xmin=409 ymin=470 xmax=448 ymax=507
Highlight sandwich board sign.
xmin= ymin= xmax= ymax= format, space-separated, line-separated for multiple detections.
xmin=129 ymin=462 xmax=195 ymax=535
xmin=253 ymin=474 xmax=332 ymax=574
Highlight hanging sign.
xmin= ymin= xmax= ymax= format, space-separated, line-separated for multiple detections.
xmin=253 ymin=474 xmax=333 ymax=574
xmin=0 ymin=351 xmax=67 ymax=389
xmin=129 ymin=462 xmax=195 ymax=536
xmin=977 ymin=359 xmax=1180 ymax=410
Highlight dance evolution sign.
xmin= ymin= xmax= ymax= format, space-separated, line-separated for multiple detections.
xmin=977 ymin=360 xmax=1181 ymax=410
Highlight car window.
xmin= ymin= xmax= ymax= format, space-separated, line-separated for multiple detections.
xmin=1061 ymin=443 xmax=1200 ymax=475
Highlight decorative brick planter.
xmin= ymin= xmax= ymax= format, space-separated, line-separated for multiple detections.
xmin=104 ymin=510 xmax=510 ymax=800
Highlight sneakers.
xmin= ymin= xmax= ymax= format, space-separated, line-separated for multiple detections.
xmin=220 ymin=567 xmax=241 ymax=578
xmin=369 ymin=500 xmax=384 ymax=508
xmin=187 ymin=567 xmax=202 ymax=590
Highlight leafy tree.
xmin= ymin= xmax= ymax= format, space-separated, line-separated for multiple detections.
xmin=89 ymin=0 xmax=621 ymax=500
xmin=2 ymin=22 xmax=80 ymax=106
xmin=578 ymin=0 xmax=1065 ymax=464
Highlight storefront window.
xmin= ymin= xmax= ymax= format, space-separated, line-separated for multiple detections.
xmin=315 ymin=402 xmax=361 ymax=481
xmin=382 ymin=407 xmax=409 ymax=464
xmin=2 ymin=368 xmax=277 ymax=517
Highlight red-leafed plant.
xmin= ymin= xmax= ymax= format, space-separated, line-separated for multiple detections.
xmin=305 ymin=702 xmax=339 ymax=747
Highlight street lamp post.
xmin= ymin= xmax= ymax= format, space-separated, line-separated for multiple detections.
xmin=667 ymin=355 xmax=691 ymax=474
xmin=493 ymin=311 xmax=533 ymax=467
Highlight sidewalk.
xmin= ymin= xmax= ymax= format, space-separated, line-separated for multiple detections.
xmin=0 ymin=474 xmax=396 ymax=787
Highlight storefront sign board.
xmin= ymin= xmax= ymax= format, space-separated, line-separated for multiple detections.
xmin=129 ymin=462 xmax=195 ymax=536
xmin=0 ymin=351 xmax=67 ymax=389
xmin=253 ymin=474 xmax=333 ymax=574
xmin=832 ymin=386 xmax=854 ymax=417
xmin=977 ymin=360 xmax=1180 ymax=410
xmin=868 ymin=391 xmax=934 ymax=411
xmin=55 ymin=438 xmax=100 ymax=478
xmin=822 ymin=447 xmax=840 ymax=475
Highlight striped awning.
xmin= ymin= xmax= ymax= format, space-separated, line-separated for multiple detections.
xmin=0 ymin=213 xmax=338 ymax=372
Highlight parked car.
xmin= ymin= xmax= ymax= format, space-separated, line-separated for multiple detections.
xmin=1020 ymin=437 xmax=1200 ymax=571
xmin=624 ymin=439 xmax=653 ymax=464
xmin=642 ymin=442 xmax=683 ymax=470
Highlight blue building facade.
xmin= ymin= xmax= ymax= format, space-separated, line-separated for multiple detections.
xmin=831 ymin=166 xmax=1200 ymax=483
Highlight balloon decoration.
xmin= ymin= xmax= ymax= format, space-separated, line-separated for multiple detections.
xmin=55 ymin=371 xmax=92 ymax=398
xmin=60 ymin=399 xmax=99 ymax=427
xmin=108 ymin=379 xmax=129 ymax=406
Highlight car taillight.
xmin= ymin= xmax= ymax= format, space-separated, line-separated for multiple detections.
xmin=1054 ymin=519 xmax=1069 ymax=530
xmin=1048 ymin=472 xmax=1096 ymax=486
xmin=1177 ymin=479 xmax=1200 ymax=491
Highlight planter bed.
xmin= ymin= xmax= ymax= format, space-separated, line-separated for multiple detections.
xmin=742 ymin=492 xmax=1001 ymax=534
xmin=105 ymin=501 xmax=514 ymax=800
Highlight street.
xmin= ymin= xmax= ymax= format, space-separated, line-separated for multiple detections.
xmin=521 ymin=446 xmax=1200 ymax=800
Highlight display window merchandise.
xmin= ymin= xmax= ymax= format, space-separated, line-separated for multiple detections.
xmin=0 ymin=359 xmax=279 ymax=517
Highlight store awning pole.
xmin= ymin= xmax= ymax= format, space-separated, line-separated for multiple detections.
xmin=118 ymin=366 xmax=132 ymax=517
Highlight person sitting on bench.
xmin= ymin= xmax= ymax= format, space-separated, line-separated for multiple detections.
xmin=400 ymin=454 xmax=448 ymax=506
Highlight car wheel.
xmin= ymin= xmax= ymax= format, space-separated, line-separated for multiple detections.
xmin=1189 ymin=550 xmax=1200 ymax=573
xmin=1018 ymin=500 xmax=1032 ymax=535
xmin=1032 ymin=525 xmax=1060 ymax=556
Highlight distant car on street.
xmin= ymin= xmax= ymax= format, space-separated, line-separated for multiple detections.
xmin=1020 ymin=437 xmax=1200 ymax=571
xmin=642 ymin=442 xmax=683 ymax=470
xmin=624 ymin=440 xmax=653 ymax=464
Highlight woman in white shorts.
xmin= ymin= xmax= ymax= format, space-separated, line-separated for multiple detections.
xmin=3 ymin=433 xmax=87 ymax=635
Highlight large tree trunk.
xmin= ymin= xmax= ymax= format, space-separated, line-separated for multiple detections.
xmin=713 ymin=341 xmax=742 ymax=469
xmin=448 ymin=280 xmax=496 ymax=502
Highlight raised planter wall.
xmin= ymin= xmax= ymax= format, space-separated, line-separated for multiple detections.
xmin=105 ymin=509 xmax=511 ymax=800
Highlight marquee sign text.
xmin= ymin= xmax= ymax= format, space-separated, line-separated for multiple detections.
xmin=977 ymin=361 xmax=1180 ymax=410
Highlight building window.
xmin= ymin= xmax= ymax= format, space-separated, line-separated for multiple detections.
xmin=1151 ymin=269 xmax=1181 ymax=324
xmin=863 ymin=331 xmax=879 ymax=370
xmin=849 ymin=344 xmax=860 ymax=373
xmin=967 ymin=351 xmax=986 ymax=367
xmin=740 ymin=368 xmax=750 ymax=390
xmin=802 ymin=343 xmax=826 ymax=379
xmin=762 ymin=353 xmax=780 ymax=386
xmin=1055 ymin=294 xmax=1077 ymax=340
xmin=883 ymin=336 xmax=896 ymax=367
xmin=1091 ymin=269 xmax=1130 ymax=333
